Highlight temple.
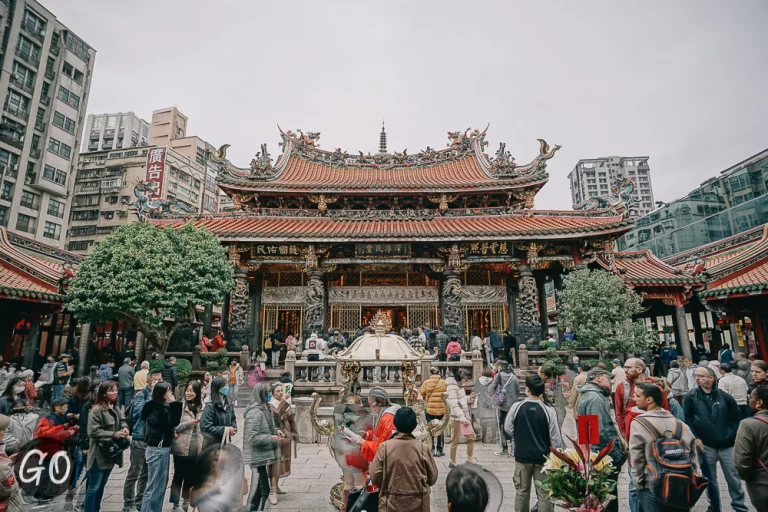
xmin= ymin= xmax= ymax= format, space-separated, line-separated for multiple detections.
xmin=153 ymin=126 xmax=642 ymax=353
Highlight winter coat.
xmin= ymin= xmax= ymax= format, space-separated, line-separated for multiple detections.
xmin=445 ymin=342 xmax=462 ymax=358
xmin=97 ymin=364 xmax=114 ymax=382
xmin=417 ymin=375 xmax=447 ymax=416
xmin=201 ymin=399 xmax=237 ymax=448
xmin=472 ymin=376 xmax=496 ymax=424
xmin=33 ymin=413 xmax=74 ymax=455
xmin=444 ymin=377 xmax=470 ymax=422
xmin=488 ymin=331 xmax=503 ymax=349
xmin=141 ymin=400 xmax=181 ymax=448
xmin=615 ymin=377 xmax=670 ymax=438
xmin=486 ymin=370 xmax=520 ymax=411
xmin=161 ymin=363 xmax=179 ymax=391
xmin=568 ymin=371 xmax=589 ymax=418
xmin=734 ymin=409 xmax=768 ymax=511
xmin=171 ymin=402 xmax=203 ymax=457
xmin=735 ymin=359 xmax=752 ymax=384
xmin=242 ymin=403 xmax=277 ymax=467
xmin=669 ymin=397 xmax=685 ymax=421
xmin=369 ymin=432 xmax=438 ymax=512
xmin=86 ymin=403 xmax=127 ymax=471
xmin=683 ymin=386 xmax=741 ymax=449
xmin=629 ymin=410 xmax=698 ymax=489
xmin=8 ymin=412 xmax=37 ymax=447
xmin=332 ymin=402 xmax=372 ymax=472
xmin=117 ymin=364 xmax=135 ymax=389
xmin=361 ymin=405 xmax=400 ymax=462
xmin=470 ymin=336 xmax=484 ymax=352
xmin=719 ymin=372 xmax=749 ymax=405
xmin=577 ymin=382 xmax=626 ymax=465
xmin=667 ymin=367 xmax=688 ymax=396
xmin=505 ymin=398 xmax=565 ymax=464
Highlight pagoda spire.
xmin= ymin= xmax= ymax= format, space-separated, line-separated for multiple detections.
xmin=379 ymin=121 xmax=387 ymax=154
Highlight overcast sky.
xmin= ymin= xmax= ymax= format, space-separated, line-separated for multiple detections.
xmin=46 ymin=0 xmax=768 ymax=210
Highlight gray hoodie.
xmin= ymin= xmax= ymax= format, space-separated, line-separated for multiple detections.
xmin=667 ymin=367 xmax=688 ymax=396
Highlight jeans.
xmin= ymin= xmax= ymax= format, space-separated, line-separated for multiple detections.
xmin=628 ymin=464 xmax=639 ymax=512
xmin=425 ymin=412 xmax=444 ymax=452
xmin=123 ymin=440 xmax=148 ymax=509
xmin=497 ymin=409 xmax=512 ymax=451
xmin=485 ymin=348 xmax=493 ymax=366
xmin=638 ymin=488 xmax=679 ymax=512
xmin=118 ymin=387 xmax=133 ymax=408
xmin=83 ymin=465 xmax=112 ymax=512
xmin=52 ymin=384 xmax=64 ymax=401
xmin=70 ymin=447 xmax=84 ymax=489
xmin=141 ymin=446 xmax=170 ymax=512
xmin=698 ymin=447 xmax=720 ymax=512
xmin=249 ymin=465 xmax=270 ymax=511
xmin=703 ymin=445 xmax=748 ymax=512
xmin=513 ymin=463 xmax=552 ymax=512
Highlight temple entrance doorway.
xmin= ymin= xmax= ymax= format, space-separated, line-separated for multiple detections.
xmin=464 ymin=304 xmax=508 ymax=340
xmin=262 ymin=305 xmax=303 ymax=347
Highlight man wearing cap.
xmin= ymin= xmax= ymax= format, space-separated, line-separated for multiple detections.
xmin=0 ymin=415 xmax=22 ymax=510
xmin=370 ymin=407 xmax=438 ymax=512
xmin=51 ymin=353 xmax=72 ymax=401
xmin=577 ymin=368 xmax=626 ymax=512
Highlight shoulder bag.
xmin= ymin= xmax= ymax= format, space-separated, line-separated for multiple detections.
xmin=347 ymin=443 xmax=383 ymax=512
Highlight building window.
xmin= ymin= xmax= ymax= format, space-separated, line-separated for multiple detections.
xmin=56 ymin=86 xmax=80 ymax=110
xmin=67 ymin=241 xmax=90 ymax=251
xmin=47 ymin=137 xmax=72 ymax=159
xmin=43 ymin=164 xmax=66 ymax=185
xmin=5 ymin=90 xmax=30 ymax=117
xmin=52 ymin=111 xmax=76 ymax=133
xmin=47 ymin=198 xmax=64 ymax=217
xmin=0 ymin=206 xmax=6 ymax=226
xmin=20 ymin=191 xmax=39 ymax=210
xmin=16 ymin=35 xmax=40 ymax=64
xmin=43 ymin=221 xmax=60 ymax=240
xmin=0 ymin=182 xmax=13 ymax=201
xmin=104 ymin=196 xmax=117 ymax=204
xmin=70 ymin=209 xmax=98 ymax=221
xmin=64 ymin=33 xmax=89 ymax=62
xmin=11 ymin=61 xmax=35 ymax=90
xmin=15 ymin=213 xmax=34 ymax=233
xmin=22 ymin=9 xmax=46 ymax=36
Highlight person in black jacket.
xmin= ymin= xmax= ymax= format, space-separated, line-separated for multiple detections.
xmin=139 ymin=382 xmax=181 ymax=512
xmin=684 ymin=365 xmax=748 ymax=512
xmin=201 ymin=377 xmax=237 ymax=449
xmin=161 ymin=357 xmax=179 ymax=396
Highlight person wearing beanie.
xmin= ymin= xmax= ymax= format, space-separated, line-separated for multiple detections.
xmin=355 ymin=386 xmax=400 ymax=462
xmin=370 ymin=407 xmax=438 ymax=512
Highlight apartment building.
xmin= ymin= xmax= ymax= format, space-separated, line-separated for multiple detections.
xmin=568 ymin=156 xmax=654 ymax=219
xmin=0 ymin=0 xmax=95 ymax=247
xmin=82 ymin=111 xmax=149 ymax=152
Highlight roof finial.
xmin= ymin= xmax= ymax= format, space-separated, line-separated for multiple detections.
xmin=379 ymin=121 xmax=387 ymax=154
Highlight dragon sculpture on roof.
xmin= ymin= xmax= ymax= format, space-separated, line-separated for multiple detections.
xmin=573 ymin=176 xmax=638 ymax=220
xmin=131 ymin=180 xmax=197 ymax=222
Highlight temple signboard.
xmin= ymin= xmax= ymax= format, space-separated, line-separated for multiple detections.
xmin=465 ymin=242 xmax=510 ymax=257
xmin=355 ymin=243 xmax=410 ymax=258
xmin=250 ymin=244 xmax=302 ymax=258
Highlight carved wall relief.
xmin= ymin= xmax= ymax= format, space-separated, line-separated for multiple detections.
xmin=229 ymin=271 xmax=251 ymax=332
xmin=304 ymin=270 xmax=326 ymax=335
xmin=441 ymin=270 xmax=466 ymax=343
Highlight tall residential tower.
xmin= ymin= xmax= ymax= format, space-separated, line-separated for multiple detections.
xmin=568 ymin=156 xmax=654 ymax=219
xmin=82 ymin=112 xmax=149 ymax=152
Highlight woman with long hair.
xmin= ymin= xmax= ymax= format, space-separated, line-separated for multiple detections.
xmin=242 ymin=383 xmax=278 ymax=511
xmin=0 ymin=376 xmax=25 ymax=415
xmin=446 ymin=368 xmax=477 ymax=467
xmin=66 ymin=377 xmax=90 ymax=497
xmin=201 ymin=372 xmax=212 ymax=405
xmin=170 ymin=380 xmax=203 ymax=512
xmin=84 ymin=381 xmax=127 ymax=512
xmin=140 ymin=381 xmax=181 ymax=512
xmin=332 ymin=380 xmax=372 ymax=510
xmin=267 ymin=382 xmax=298 ymax=505
xmin=20 ymin=369 xmax=37 ymax=406
xmin=200 ymin=376 xmax=237 ymax=449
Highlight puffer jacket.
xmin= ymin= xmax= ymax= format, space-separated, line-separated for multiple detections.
xmin=417 ymin=375 xmax=447 ymax=416
xmin=172 ymin=402 xmax=203 ymax=457
xmin=683 ymin=386 xmax=741 ymax=448
xmin=444 ymin=377 xmax=470 ymax=422
xmin=667 ymin=367 xmax=688 ymax=396
xmin=242 ymin=403 xmax=277 ymax=467
xmin=486 ymin=370 xmax=520 ymax=411
xmin=161 ymin=363 xmax=178 ymax=391
xmin=576 ymin=382 xmax=626 ymax=465
xmin=734 ymin=409 xmax=768 ymax=511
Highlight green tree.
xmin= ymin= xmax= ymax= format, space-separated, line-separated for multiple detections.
xmin=557 ymin=268 xmax=653 ymax=357
xmin=66 ymin=222 xmax=233 ymax=354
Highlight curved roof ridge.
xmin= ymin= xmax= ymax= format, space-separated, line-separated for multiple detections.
xmin=664 ymin=224 xmax=766 ymax=266
xmin=0 ymin=227 xmax=63 ymax=289
xmin=708 ymin=224 xmax=768 ymax=279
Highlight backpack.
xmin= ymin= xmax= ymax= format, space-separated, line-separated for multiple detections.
xmin=125 ymin=388 xmax=149 ymax=433
xmin=634 ymin=416 xmax=708 ymax=509
xmin=492 ymin=374 xmax=510 ymax=407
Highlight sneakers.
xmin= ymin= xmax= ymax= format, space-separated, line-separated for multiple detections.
xmin=434 ymin=449 xmax=445 ymax=457
xmin=276 ymin=486 xmax=287 ymax=495
xmin=269 ymin=489 xmax=278 ymax=505
xmin=182 ymin=499 xmax=190 ymax=512
xmin=494 ymin=449 xmax=508 ymax=457
xmin=172 ymin=504 xmax=183 ymax=512
xmin=448 ymin=462 xmax=457 ymax=468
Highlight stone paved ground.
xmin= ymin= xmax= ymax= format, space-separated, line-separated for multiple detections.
xmin=33 ymin=407 xmax=755 ymax=511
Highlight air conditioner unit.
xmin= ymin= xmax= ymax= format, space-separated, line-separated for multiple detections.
xmin=11 ymin=164 xmax=19 ymax=171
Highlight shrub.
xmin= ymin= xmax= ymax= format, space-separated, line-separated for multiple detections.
xmin=148 ymin=358 xmax=192 ymax=379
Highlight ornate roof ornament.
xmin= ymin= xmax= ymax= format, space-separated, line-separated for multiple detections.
xmin=131 ymin=180 xmax=197 ymax=222
xmin=327 ymin=208 xmax=436 ymax=221
xmin=488 ymin=139 xmax=561 ymax=177
xmin=573 ymin=176 xmax=638 ymax=220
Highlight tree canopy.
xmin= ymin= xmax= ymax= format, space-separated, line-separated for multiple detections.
xmin=557 ymin=268 xmax=653 ymax=356
xmin=66 ymin=222 xmax=233 ymax=353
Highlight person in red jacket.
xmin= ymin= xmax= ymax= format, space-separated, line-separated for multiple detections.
xmin=354 ymin=387 xmax=400 ymax=462
xmin=615 ymin=358 xmax=670 ymax=438
xmin=33 ymin=398 xmax=77 ymax=501
xmin=445 ymin=336 xmax=463 ymax=361
xmin=212 ymin=334 xmax=227 ymax=352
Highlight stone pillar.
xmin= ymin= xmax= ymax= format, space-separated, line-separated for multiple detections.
xmin=518 ymin=265 xmax=540 ymax=347
xmin=553 ymin=274 xmax=565 ymax=341
xmin=471 ymin=350 xmax=483 ymax=381
xmin=249 ymin=274 xmax=262 ymax=352
xmin=304 ymin=270 xmax=326 ymax=339
xmin=293 ymin=397 xmax=316 ymax=443
xmin=441 ymin=269 xmax=466 ymax=344
xmin=221 ymin=291 xmax=230 ymax=336
xmin=675 ymin=303 xmax=693 ymax=360
xmin=506 ymin=275 xmax=519 ymax=337
xmin=203 ymin=304 xmax=213 ymax=338
xmin=22 ymin=308 xmax=40 ymax=370
xmin=77 ymin=323 xmax=92 ymax=376
xmin=536 ymin=274 xmax=549 ymax=341
xmin=135 ymin=331 xmax=145 ymax=364
xmin=518 ymin=344 xmax=529 ymax=368
xmin=228 ymin=270 xmax=251 ymax=350
xmin=284 ymin=350 xmax=296 ymax=381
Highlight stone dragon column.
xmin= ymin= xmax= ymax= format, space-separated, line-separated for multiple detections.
xmin=517 ymin=264 xmax=541 ymax=346
xmin=226 ymin=244 xmax=251 ymax=349
xmin=439 ymin=244 xmax=467 ymax=344
xmin=302 ymin=246 xmax=327 ymax=339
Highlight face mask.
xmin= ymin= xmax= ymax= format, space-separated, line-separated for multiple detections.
xmin=265 ymin=393 xmax=272 ymax=402
xmin=220 ymin=386 xmax=229 ymax=396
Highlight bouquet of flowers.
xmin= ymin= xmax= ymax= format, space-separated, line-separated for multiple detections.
xmin=535 ymin=437 xmax=617 ymax=512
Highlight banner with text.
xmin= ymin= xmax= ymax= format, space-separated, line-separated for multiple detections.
xmin=145 ymin=147 xmax=167 ymax=199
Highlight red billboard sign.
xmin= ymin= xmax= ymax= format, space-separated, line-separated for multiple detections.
xmin=145 ymin=147 xmax=166 ymax=199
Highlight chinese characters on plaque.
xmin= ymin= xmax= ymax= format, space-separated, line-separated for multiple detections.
xmin=144 ymin=147 xmax=166 ymax=199
xmin=355 ymin=243 xmax=411 ymax=258
xmin=250 ymin=244 xmax=302 ymax=258
xmin=465 ymin=242 xmax=510 ymax=257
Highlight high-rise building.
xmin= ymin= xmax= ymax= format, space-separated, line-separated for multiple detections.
xmin=82 ymin=111 xmax=149 ymax=152
xmin=618 ymin=147 xmax=768 ymax=258
xmin=568 ymin=156 xmax=654 ymax=218
xmin=0 ymin=0 xmax=95 ymax=247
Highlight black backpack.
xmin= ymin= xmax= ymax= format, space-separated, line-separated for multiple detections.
xmin=635 ymin=416 xmax=708 ymax=509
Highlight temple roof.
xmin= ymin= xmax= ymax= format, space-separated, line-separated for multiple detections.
xmin=0 ymin=227 xmax=71 ymax=302
xmin=596 ymin=250 xmax=702 ymax=286
xmin=213 ymin=127 xmax=560 ymax=195
xmin=152 ymin=211 xmax=631 ymax=242
xmin=699 ymin=224 xmax=768 ymax=298
xmin=664 ymin=224 xmax=765 ymax=270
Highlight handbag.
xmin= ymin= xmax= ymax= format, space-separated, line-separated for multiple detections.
xmin=220 ymin=435 xmax=249 ymax=497
xmin=347 ymin=443 xmax=384 ymax=512
xmin=99 ymin=436 xmax=130 ymax=459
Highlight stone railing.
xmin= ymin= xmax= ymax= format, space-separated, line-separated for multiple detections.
xmin=164 ymin=345 xmax=251 ymax=373
xmin=517 ymin=344 xmax=600 ymax=369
